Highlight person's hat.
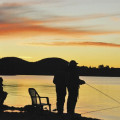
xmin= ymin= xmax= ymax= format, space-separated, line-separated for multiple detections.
xmin=69 ymin=60 xmax=78 ymax=65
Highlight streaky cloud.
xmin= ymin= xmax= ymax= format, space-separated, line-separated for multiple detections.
xmin=0 ymin=2 xmax=25 ymax=8
xmin=44 ymin=13 xmax=120 ymax=23
xmin=0 ymin=20 xmax=120 ymax=38
xmin=26 ymin=41 xmax=120 ymax=48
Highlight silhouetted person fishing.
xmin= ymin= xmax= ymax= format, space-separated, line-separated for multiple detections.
xmin=53 ymin=60 xmax=85 ymax=115
xmin=0 ymin=77 xmax=8 ymax=106
xmin=67 ymin=60 xmax=85 ymax=114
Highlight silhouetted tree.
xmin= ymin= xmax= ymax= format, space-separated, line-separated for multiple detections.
xmin=98 ymin=65 xmax=104 ymax=69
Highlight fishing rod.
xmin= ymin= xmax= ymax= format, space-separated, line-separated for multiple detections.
xmin=86 ymin=83 xmax=120 ymax=105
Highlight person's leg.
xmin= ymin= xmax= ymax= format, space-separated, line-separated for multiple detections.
xmin=56 ymin=85 xmax=66 ymax=114
xmin=0 ymin=92 xmax=7 ymax=105
xmin=60 ymin=86 xmax=66 ymax=113
xmin=67 ymin=87 xmax=79 ymax=114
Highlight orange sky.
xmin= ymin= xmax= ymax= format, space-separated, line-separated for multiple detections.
xmin=0 ymin=0 xmax=120 ymax=67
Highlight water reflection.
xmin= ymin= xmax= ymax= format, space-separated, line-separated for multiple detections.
xmin=1 ymin=75 xmax=120 ymax=120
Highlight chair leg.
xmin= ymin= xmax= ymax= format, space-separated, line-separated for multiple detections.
xmin=49 ymin=105 xmax=51 ymax=112
xmin=41 ymin=105 xmax=43 ymax=110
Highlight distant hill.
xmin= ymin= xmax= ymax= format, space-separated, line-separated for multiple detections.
xmin=34 ymin=57 xmax=68 ymax=74
xmin=0 ymin=57 xmax=120 ymax=76
xmin=0 ymin=57 xmax=68 ymax=75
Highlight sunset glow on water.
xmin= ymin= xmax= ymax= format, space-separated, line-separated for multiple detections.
xmin=1 ymin=75 xmax=120 ymax=120
xmin=1 ymin=1 xmax=120 ymax=120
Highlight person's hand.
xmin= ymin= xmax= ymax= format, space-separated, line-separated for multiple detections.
xmin=79 ymin=79 xmax=85 ymax=85
xmin=81 ymin=80 xmax=85 ymax=84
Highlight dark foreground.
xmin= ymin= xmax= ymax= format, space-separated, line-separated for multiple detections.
xmin=0 ymin=111 xmax=100 ymax=120
xmin=0 ymin=105 xmax=100 ymax=120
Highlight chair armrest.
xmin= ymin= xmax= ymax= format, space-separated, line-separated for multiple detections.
xmin=40 ymin=97 xmax=50 ymax=104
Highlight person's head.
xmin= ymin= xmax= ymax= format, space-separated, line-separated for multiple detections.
xmin=69 ymin=60 xmax=78 ymax=69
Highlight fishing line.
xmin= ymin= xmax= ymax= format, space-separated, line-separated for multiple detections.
xmin=86 ymin=83 xmax=120 ymax=104
xmin=81 ymin=106 xmax=120 ymax=114
xmin=81 ymin=83 xmax=120 ymax=114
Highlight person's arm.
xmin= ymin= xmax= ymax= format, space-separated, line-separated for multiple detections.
xmin=78 ymin=79 xmax=86 ymax=85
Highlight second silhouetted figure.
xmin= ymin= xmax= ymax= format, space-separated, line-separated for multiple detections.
xmin=66 ymin=60 xmax=85 ymax=114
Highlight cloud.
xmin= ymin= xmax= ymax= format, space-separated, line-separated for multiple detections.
xmin=0 ymin=2 xmax=33 ymax=24
xmin=25 ymin=41 xmax=120 ymax=48
xmin=1 ymin=1 xmax=120 ymax=23
xmin=44 ymin=13 xmax=120 ymax=23
xmin=0 ymin=2 xmax=120 ymax=39
xmin=0 ymin=21 xmax=120 ymax=39
xmin=0 ymin=3 xmax=25 ymax=9
xmin=0 ymin=1 xmax=120 ymax=23
xmin=0 ymin=23 xmax=118 ymax=37
xmin=0 ymin=14 xmax=120 ymax=37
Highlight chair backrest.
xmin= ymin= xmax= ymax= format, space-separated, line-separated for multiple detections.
xmin=28 ymin=88 xmax=41 ymax=105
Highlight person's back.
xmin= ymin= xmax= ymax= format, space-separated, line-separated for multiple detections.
xmin=67 ymin=67 xmax=79 ymax=87
xmin=53 ymin=71 xmax=67 ymax=85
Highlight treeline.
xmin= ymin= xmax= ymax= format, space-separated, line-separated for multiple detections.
xmin=78 ymin=65 xmax=120 ymax=77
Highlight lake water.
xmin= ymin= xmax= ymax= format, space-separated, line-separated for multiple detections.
xmin=1 ymin=75 xmax=120 ymax=120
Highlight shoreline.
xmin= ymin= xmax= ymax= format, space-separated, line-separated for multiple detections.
xmin=0 ymin=111 xmax=100 ymax=120
xmin=1 ymin=74 xmax=120 ymax=77
xmin=0 ymin=105 xmax=101 ymax=120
